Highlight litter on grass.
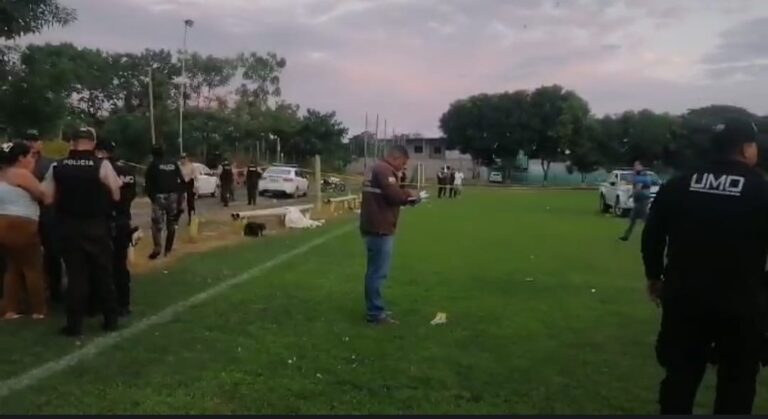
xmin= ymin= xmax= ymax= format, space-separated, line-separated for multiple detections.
xmin=430 ymin=312 xmax=448 ymax=325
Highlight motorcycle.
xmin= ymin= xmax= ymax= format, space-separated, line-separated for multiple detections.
xmin=321 ymin=176 xmax=346 ymax=193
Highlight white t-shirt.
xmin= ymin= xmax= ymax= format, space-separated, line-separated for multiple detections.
xmin=454 ymin=172 xmax=465 ymax=186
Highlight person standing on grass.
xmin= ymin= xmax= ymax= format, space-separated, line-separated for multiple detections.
xmin=454 ymin=169 xmax=465 ymax=197
xmin=179 ymin=154 xmax=198 ymax=226
xmin=448 ymin=167 xmax=457 ymax=198
xmin=43 ymin=128 xmax=122 ymax=336
xmin=360 ymin=145 xmax=419 ymax=325
xmin=642 ymin=117 xmax=768 ymax=414
xmin=23 ymin=130 xmax=63 ymax=304
xmin=619 ymin=161 xmax=652 ymax=242
xmin=95 ymin=141 xmax=136 ymax=317
xmin=0 ymin=142 xmax=52 ymax=320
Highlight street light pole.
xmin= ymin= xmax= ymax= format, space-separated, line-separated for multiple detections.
xmin=179 ymin=19 xmax=194 ymax=155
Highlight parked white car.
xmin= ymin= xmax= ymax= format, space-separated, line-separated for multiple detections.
xmin=599 ymin=170 xmax=661 ymax=217
xmin=258 ymin=166 xmax=310 ymax=198
xmin=489 ymin=171 xmax=503 ymax=184
xmin=193 ymin=163 xmax=219 ymax=197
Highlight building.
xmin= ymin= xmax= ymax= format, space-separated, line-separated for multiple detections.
xmin=346 ymin=136 xmax=474 ymax=180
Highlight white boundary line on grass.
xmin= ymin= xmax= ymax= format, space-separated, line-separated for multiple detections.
xmin=0 ymin=224 xmax=354 ymax=400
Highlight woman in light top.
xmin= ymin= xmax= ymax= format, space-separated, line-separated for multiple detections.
xmin=0 ymin=141 xmax=52 ymax=319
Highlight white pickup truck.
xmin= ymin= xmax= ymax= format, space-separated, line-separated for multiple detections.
xmin=599 ymin=170 xmax=661 ymax=217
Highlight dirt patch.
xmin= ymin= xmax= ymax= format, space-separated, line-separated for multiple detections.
xmin=128 ymin=204 xmax=355 ymax=275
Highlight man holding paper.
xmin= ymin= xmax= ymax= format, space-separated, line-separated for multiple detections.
xmin=360 ymin=145 xmax=422 ymax=325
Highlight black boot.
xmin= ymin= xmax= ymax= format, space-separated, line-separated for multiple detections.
xmin=164 ymin=229 xmax=176 ymax=257
xmin=102 ymin=315 xmax=119 ymax=332
xmin=149 ymin=249 xmax=161 ymax=260
xmin=61 ymin=314 xmax=83 ymax=337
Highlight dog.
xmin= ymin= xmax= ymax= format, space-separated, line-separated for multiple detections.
xmin=243 ymin=222 xmax=267 ymax=237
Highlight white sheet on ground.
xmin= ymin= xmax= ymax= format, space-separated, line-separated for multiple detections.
xmin=284 ymin=207 xmax=325 ymax=229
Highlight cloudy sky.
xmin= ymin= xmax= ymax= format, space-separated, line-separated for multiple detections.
xmin=20 ymin=0 xmax=768 ymax=136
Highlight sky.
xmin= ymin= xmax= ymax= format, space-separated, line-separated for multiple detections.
xmin=19 ymin=0 xmax=768 ymax=136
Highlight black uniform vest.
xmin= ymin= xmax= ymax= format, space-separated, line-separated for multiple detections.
xmin=112 ymin=159 xmax=136 ymax=219
xmin=221 ymin=163 xmax=234 ymax=183
xmin=53 ymin=150 xmax=110 ymax=219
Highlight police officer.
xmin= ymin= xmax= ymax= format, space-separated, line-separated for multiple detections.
xmin=218 ymin=158 xmax=234 ymax=207
xmin=43 ymin=128 xmax=122 ymax=336
xmin=95 ymin=141 xmax=136 ymax=316
xmin=642 ymin=117 xmax=768 ymax=414
xmin=145 ymin=145 xmax=184 ymax=260
xmin=246 ymin=162 xmax=262 ymax=206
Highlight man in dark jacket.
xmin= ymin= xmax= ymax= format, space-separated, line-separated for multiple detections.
xmin=642 ymin=117 xmax=768 ymax=414
xmin=360 ymin=145 xmax=419 ymax=325
xmin=145 ymin=145 xmax=185 ymax=260
xmin=246 ymin=162 xmax=262 ymax=206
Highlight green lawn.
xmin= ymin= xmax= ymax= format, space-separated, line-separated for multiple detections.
xmin=1 ymin=189 xmax=767 ymax=414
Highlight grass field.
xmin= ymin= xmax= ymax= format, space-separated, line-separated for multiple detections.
xmin=2 ymin=189 xmax=768 ymax=414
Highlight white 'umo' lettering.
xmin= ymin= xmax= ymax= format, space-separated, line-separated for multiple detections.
xmin=690 ymin=173 xmax=745 ymax=196
xmin=120 ymin=175 xmax=135 ymax=184
xmin=159 ymin=164 xmax=176 ymax=171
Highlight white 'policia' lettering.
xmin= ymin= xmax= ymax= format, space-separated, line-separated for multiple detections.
xmin=690 ymin=173 xmax=745 ymax=196
xmin=62 ymin=159 xmax=95 ymax=167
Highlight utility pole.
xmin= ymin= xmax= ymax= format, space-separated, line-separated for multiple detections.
xmin=148 ymin=66 xmax=156 ymax=145
xmin=364 ymin=113 xmax=369 ymax=173
xmin=179 ymin=19 xmax=194 ymax=155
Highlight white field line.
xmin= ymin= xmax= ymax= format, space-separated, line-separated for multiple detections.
xmin=0 ymin=224 xmax=354 ymax=400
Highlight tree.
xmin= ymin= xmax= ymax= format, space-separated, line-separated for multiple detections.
xmin=567 ymin=119 xmax=602 ymax=184
xmin=440 ymin=91 xmax=533 ymax=170
xmin=0 ymin=0 xmax=76 ymax=40
xmin=236 ymin=52 xmax=287 ymax=108
xmin=528 ymin=85 xmax=590 ymax=182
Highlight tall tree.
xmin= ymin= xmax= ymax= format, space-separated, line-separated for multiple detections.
xmin=0 ymin=0 xmax=76 ymax=40
xmin=528 ymin=85 xmax=590 ymax=182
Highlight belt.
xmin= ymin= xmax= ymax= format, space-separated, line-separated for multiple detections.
xmin=362 ymin=186 xmax=382 ymax=194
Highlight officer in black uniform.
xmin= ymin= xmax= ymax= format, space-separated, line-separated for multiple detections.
xmin=246 ymin=162 xmax=262 ymax=206
xmin=219 ymin=158 xmax=234 ymax=207
xmin=145 ymin=145 xmax=185 ymax=260
xmin=95 ymin=141 xmax=136 ymax=316
xmin=44 ymin=128 xmax=122 ymax=337
xmin=642 ymin=117 xmax=768 ymax=414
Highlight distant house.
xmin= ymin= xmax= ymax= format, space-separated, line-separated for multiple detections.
xmin=347 ymin=135 xmax=474 ymax=180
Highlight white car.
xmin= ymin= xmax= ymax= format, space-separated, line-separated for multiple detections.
xmin=258 ymin=166 xmax=310 ymax=198
xmin=193 ymin=163 xmax=220 ymax=197
xmin=489 ymin=171 xmax=503 ymax=184
xmin=599 ymin=170 xmax=661 ymax=217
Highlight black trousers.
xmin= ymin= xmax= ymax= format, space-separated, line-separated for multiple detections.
xmin=59 ymin=218 xmax=117 ymax=330
xmin=656 ymin=299 xmax=762 ymax=414
xmin=113 ymin=219 xmax=132 ymax=310
xmin=221 ymin=182 xmax=233 ymax=207
xmin=247 ymin=185 xmax=257 ymax=206
xmin=39 ymin=213 xmax=63 ymax=302
xmin=185 ymin=180 xmax=196 ymax=216
xmin=438 ymin=185 xmax=447 ymax=199
xmin=449 ymin=185 xmax=457 ymax=198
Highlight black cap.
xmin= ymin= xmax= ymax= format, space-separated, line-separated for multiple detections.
xmin=712 ymin=117 xmax=759 ymax=152
xmin=95 ymin=141 xmax=116 ymax=153
xmin=71 ymin=127 xmax=96 ymax=142
xmin=22 ymin=129 xmax=40 ymax=142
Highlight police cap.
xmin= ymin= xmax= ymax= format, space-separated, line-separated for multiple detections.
xmin=22 ymin=129 xmax=40 ymax=142
xmin=72 ymin=127 xmax=97 ymax=142
xmin=712 ymin=117 xmax=759 ymax=154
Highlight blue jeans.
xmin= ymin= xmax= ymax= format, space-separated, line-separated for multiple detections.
xmin=363 ymin=234 xmax=395 ymax=321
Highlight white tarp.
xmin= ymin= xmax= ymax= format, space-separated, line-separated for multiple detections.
xmin=284 ymin=207 xmax=325 ymax=229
